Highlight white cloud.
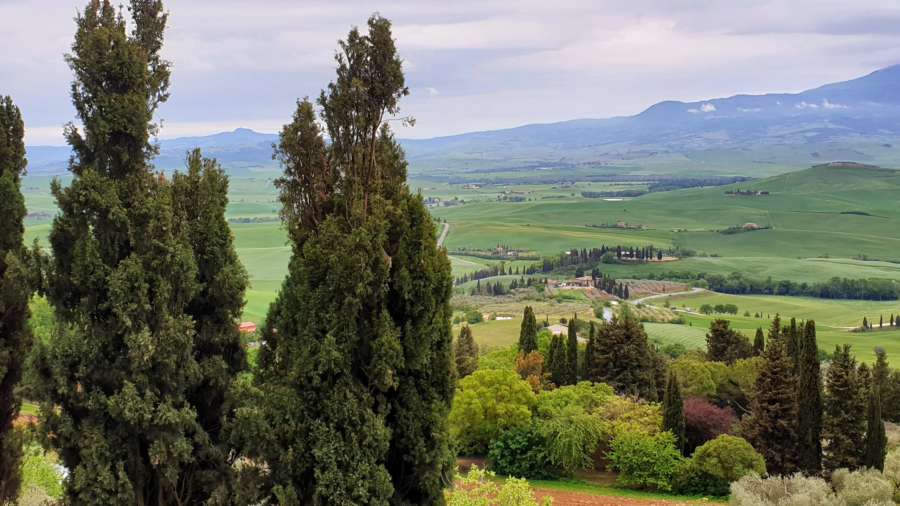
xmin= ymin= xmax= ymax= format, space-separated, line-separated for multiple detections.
xmin=795 ymin=101 xmax=819 ymax=109
xmin=738 ymin=107 xmax=762 ymax=112
xmin=688 ymin=102 xmax=717 ymax=113
xmin=426 ymin=87 xmax=441 ymax=97
xmin=822 ymin=98 xmax=849 ymax=109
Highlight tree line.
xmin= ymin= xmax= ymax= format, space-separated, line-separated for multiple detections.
xmin=1 ymin=4 xmax=453 ymax=504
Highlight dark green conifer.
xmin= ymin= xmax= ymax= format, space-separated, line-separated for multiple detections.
xmin=745 ymin=337 xmax=801 ymax=476
xmin=873 ymin=347 xmax=889 ymax=394
xmin=797 ymin=320 xmax=822 ymax=474
xmin=230 ymin=16 xmax=454 ymax=504
xmin=753 ymin=327 xmax=765 ymax=356
xmin=547 ymin=333 xmax=568 ymax=387
xmin=785 ymin=317 xmax=801 ymax=371
xmin=566 ymin=315 xmax=578 ymax=384
xmin=706 ymin=319 xmax=752 ymax=364
xmin=594 ymin=308 xmax=657 ymax=400
xmin=823 ymin=345 xmax=866 ymax=472
xmin=662 ymin=371 xmax=686 ymax=454
xmin=768 ymin=314 xmax=782 ymax=341
xmin=864 ymin=387 xmax=886 ymax=471
xmin=455 ymin=325 xmax=479 ymax=379
xmin=0 ymin=96 xmax=33 ymax=502
xmin=519 ymin=306 xmax=538 ymax=354
xmin=584 ymin=322 xmax=601 ymax=382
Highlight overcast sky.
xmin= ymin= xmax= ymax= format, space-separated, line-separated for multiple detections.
xmin=4 ymin=0 xmax=900 ymax=145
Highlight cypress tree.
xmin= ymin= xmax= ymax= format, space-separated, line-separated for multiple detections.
xmin=171 ymin=149 xmax=249 ymax=499
xmin=566 ymin=315 xmax=578 ymax=384
xmin=785 ymin=317 xmax=801 ymax=371
xmin=768 ymin=314 xmax=782 ymax=341
xmin=547 ymin=334 xmax=568 ymax=387
xmin=823 ymin=345 xmax=866 ymax=472
xmin=662 ymin=371 xmax=686 ymax=455
xmin=864 ymin=387 xmax=887 ymax=471
xmin=745 ymin=337 xmax=801 ymax=476
xmin=455 ymin=325 xmax=479 ymax=379
xmin=873 ymin=347 xmax=889 ymax=394
xmin=584 ymin=322 xmax=601 ymax=382
xmin=230 ymin=16 xmax=454 ymax=504
xmin=32 ymin=1 xmax=221 ymax=503
xmin=594 ymin=308 xmax=657 ymax=400
xmin=753 ymin=327 xmax=765 ymax=356
xmin=518 ymin=306 xmax=538 ymax=354
xmin=797 ymin=320 xmax=822 ymax=474
xmin=0 ymin=96 xmax=33 ymax=502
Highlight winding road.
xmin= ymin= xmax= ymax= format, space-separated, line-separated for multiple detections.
xmin=631 ymin=287 xmax=706 ymax=305
xmin=437 ymin=222 xmax=450 ymax=247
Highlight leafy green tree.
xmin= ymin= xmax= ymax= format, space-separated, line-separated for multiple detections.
xmin=538 ymin=405 xmax=604 ymax=475
xmin=662 ymin=371 xmax=686 ymax=455
xmin=546 ymin=334 xmax=568 ymax=387
xmin=0 ymin=96 xmax=33 ymax=502
xmin=706 ymin=319 xmax=752 ymax=364
xmin=608 ymin=431 xmax=684 ymax=491
xmin=692 ymin=435 xmax=766 ymax=483
xmin=594 ymin=308 xmax=657 ymax=400
xmin=32 ymin=2 xmax=226 ymax=503
xmin=455 ymin=325 xmax=479 ymax=379
xmin=797 ymin=319 xmax=822 ymax=474
xmin=823 ymin=345 xmax=866 ymax=472
xmin=487 ymin=425 xmax=559 ymax=480
xmin=518 ymin=306 xmax=538 ymax=354
xmin=753 ymin=328 xmax=765 ymax=356
xmin=864 ymin=387 xmax=886 ymax=471
xmin=566 ymin=315 xmax=578 ymax=385
xmin=448 ymin=369 xmax=535 ymax=455
xmin=171 ymin=149 xmax=248 ymax=499
xmin=231 ymin=16 xmax=455 ymax=504
xmin=744 ymin=337 xmax=800 ymax=476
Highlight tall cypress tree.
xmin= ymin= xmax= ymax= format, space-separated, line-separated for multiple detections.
xmin=873 ymin=347 xmax=890 ymax=394
xmin=785 ymin=317 xmax=801 ymax=371
xmin=32 ymin=1 xmax=216 ymax=503
xmin=823 ymin=345 xmax=866 ymax=472
xmin=662 ymin=371 xmax=686 ymax=455
xmin=768 ymin=314 xmax=782 ymax=342
xmin=584 ymin=322 xmax=601 ymax=382
xmin=518 ymin=306 xmax=538 ymax=354
xmin=231 ymin=16 xmax=454 ymax=504
xmin=864 ymin=387 xmax=887 ymax=471
xmin=455 ymin=325 xmax=479 ymax=379
xmin=547 ymin=334 xmax=568 ymax=387
xmin=745 ymin=337 xmax=801 ymax=476
xmin=594 ymin=308 xmax=657 ymax=400
xmin=753 ymin=327 xmax=765 ymax=356
xmin=566 ymin=315 xmax=578 ymax=384
xmin=171 ymin=149 xmax=248 ymax=499
xmin=797 ymin=320 xmax=822 ymax=474
xmin=0 ymin=96 xmax=33 ymax=502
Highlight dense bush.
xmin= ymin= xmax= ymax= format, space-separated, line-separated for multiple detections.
xmin=445 ymin=466 xmax=551 ymax=506
xmin=730 ymin=473 xmax=842 ymax=506
xmin=535 ymin=381 xmax=614 ymax=418
xmin=831 ymin=468 xmax=894 ymax=506
xmin=595 ymin=395 xmax=662 ymax=438
xmin=539 ymin=405 xmax=605 ymax=475
xmin=607 ymin=431 xmax=684 ymax=491
xmin=449 ymin=369 xmax=536 ymax=454
xmin=488 ymin=425 xmax=559 ymax=480
xmin=670 ymin=460 xmax=729 ymax=497
xmin=692 ymin=435 xmax=765 ymax=483
xmin=683 ymin=398 xmax=737 ymax=453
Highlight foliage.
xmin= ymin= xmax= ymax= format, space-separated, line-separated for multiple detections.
xmin=445 ymin=466 xmax=551 ymax=506
xmin=691 ymin=435 xmax=766 ymax=483
xmin=0 ymin=95 xmax=32 ymax=502
xmin=797 ymin=319 xmax=823 ymax=474
xmin=730 ymin=474 xmax=843 ymax=506
xmin=535 ymin=381 xmax=614 ymax=419
xmin=744 ymin=336 xmax=801 ymax=476
xmin=607 ymin=430 xmax=684 ymax=491
xmin=864 ymin=388 xmax=887 ymax=471
xmin=449 ymin=369 xmax=536 ymax=455
xmin=670 ymin=460 xmax=729 ymax=497
xmin=20 ymin=443 xmax=63 ymax=500
xmin=683 ymin=397 xmax=736 ymax=454
xmin=566 ymin=316 xmax=578 ymax=385
xmin=488 ymin=425 xmax=559 ymax=480
xmin=705 ymin=319 xmax=752 ymax=364
xmin=669 ymin=357 xmax=716 ymax=398
xmin=662 ymin=371 xmax=685 ymax=454
xmin=593 ymin=308 xmax=658 ymax=400
xmin=515 ymin=351 xmax=545 ymax=392
xmin=824 ymin=345 xmax=866 ymax=472
xmin=831 ymin=468 xmax=894 ymax=506
xmin=456 ymin=326 xmax=480 ymax=379
xmin=519 ymin=306 xmax=538 ymax=354
xmin=596 ymin=396 xmax=662 ymax=439
xmin=546 ymin=334 xmax=567 ymax=387
xmin=539 ymin=405 xmax=605 ymax=475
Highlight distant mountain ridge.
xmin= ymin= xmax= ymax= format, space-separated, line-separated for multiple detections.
xmin=26 ymin=65 xmax=900 ymax=177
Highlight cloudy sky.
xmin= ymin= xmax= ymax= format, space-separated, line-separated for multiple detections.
xmin=4 ymin=0 xmax=900 ymax=145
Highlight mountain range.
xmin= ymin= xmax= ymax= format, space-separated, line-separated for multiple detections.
xmin=25 ymin=65 xmax=900 ymax=177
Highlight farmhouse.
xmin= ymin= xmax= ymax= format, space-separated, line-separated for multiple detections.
xmin=238 ymin=322 xmax=258 ymax=333
xmin=548 ymin=324 xmax=568 ymax=336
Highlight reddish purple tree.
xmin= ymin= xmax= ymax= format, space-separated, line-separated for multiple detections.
xmin=684 ymin=397 xmax=737 ymax=454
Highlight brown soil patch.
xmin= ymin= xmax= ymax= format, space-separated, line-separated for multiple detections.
xmin=533 ymin=488 xmax=707 ymax=506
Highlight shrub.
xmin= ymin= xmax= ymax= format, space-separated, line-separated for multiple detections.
xmin=535 ymin=381 xmax=614 ymax=418
xmin=607 ymin=430 xmax=684 ymax=491
xmin=488 ymin=425 xmax=559 ymax=480
xmin=831 ymin=468 xmax=894 ymax=506
xmin=670 ymin=460 xmax=729 ymax=497
xmin=515 ymin=351 xmax=545 ymax=393
xmin=730 ymin=473 xmax=842 ymax=506
xmin=446 ymin=466 xmax=552 ymax=506
xmin=449 ymin=369 xmax=536 ymax=454
xmin=692 ymin=435 xmax=765 ymax=483
xmin=596 ymin=395 xmax=661 ymax=439
xmin=684 ymin=397 xmax=736 ymax=453
xmin=883 ymin=446 xmax=900 ymax=488
xmin=539 ymin=405 xmax=605 ymax=475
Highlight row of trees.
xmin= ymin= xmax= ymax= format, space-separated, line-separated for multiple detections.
xmin=2 ymin=4 xmax=455 ymax=504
